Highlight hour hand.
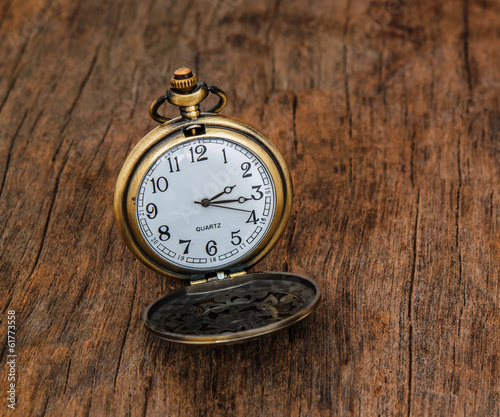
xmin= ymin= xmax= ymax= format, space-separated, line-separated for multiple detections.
xmin=209 ymin=185 xmax=236 ymax=202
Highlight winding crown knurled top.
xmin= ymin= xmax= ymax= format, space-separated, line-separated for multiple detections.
xmin=170 ymin=67 xmax=198 ymax=93
xmin=150 ymin=67 xmax=227 ymax=123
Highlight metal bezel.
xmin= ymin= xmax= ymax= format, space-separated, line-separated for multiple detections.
xmin=114 ymin=113 xmax=292 ymax=281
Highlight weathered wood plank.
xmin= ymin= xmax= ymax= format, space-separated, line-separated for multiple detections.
xmin=0 ymin=0 xmax=499 ymax=416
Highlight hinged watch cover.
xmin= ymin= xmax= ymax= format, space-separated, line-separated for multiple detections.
xmin=144 ymin=272 xmax=320 ymax=345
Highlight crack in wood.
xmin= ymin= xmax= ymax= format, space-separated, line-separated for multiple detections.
xmin=408 ymin=188 xmax=420 ymax=417
xmin=456 ymin=133 xmax=462 ymax=255
xmin=0 ymin=0 xmax=14 ymax=34
xmin=143 ymin=0 xmax=158 ymax=45
xmin=113 ymin=274 xmax=138 ymax=392
xmin=106 ymin=1 xmax=125 ymax=59
xmin=342 ymin=41 xmax=352 ymax=149
xmin=0 ymin=37 xmax=30 ymax=118
xmin=84 ymin=364 xmax=98 ymax=417
xmin=179 ymin=0 xmax=195 ymax=37
xmin=292 ymin=93 xmax=298 ymax=156
xmin=39 ymin=393 xmax=50 ymax=417
xmin=103 ymin=220 xmax=118 ymax=258
xmin=283 ymin=93 xmax=302 ymax=272
xmin=84 ymin=118 xmax=114 ymax=179
xmin=23 ymin=153 xmax=69 ymax=289
xmin=265 ymin=0 xmax=282 ymax=44
xmin=410 ymin=129 xmax=416 ymax=188
xmin=52 ymin=43 xmax=101 ymax=163
xmin=141 ymin=374 xmax=153 ymax=417
xmin=0 ymin=109 xmax=28 ymax=201
xmin=67 ymin=1 xmax=82 ymax=26
xmin=463 ymin=0 xmax=473 ymax=100
xmin=63 ymin=359 xmax=72 ymax=395
xmin=342 ymin=0 xmax=352 ymax=186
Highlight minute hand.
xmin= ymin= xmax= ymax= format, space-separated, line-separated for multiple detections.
xmin=210 ymin=197 xmax=251 ymax=204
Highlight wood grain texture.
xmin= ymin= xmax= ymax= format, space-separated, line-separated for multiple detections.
xmin=0 ymin=0 xmax=499 ymax=415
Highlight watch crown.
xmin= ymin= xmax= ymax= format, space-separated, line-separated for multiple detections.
xmin=150 ymin=68 xmax=227 ymax=123
xmin=170 ymin=67 xmax=198 ymax=93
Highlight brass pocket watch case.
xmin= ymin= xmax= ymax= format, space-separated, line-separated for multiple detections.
xmin=114 ymin=68 xmax=320 ymax=345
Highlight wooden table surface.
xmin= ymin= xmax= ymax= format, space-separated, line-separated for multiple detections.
xmin=1 ymin=0 xmax=499 ymax=415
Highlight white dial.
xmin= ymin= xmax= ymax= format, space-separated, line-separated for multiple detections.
xmin=135 ymin=137 xmax=277 ymax=271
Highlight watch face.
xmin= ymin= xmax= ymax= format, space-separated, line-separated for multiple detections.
xmin=135 ymin=137 xmax=277 ymax=272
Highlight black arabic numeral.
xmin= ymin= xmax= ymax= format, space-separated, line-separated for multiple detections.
xmin=158 ymin=225 xmax=170 ymax=241
xmin=246 ymin=210 xmax=259 ymax=225
xmin=231 ymin=230 xmax=242 ymax=246
xmin=251 ymin=185 xmax=263 ymax=200
xmin=189 ymin=145 xmax=208 ymax=163
xmin=151 ymin=176 xmax=168 ymax=193
xmin=222 ymin=148 xmax=228 ymax=164
xmin=167 ymin=156 xmax=180 ymax=172
xmin=241 ymin=162 xmax=252 ymax=178
xmin=206 ymin=240 xmax=217 ymax=256
xmin=146 ymin=203 xmax=157 ymax=219
xmin=179 ymin=239 xmax=191 ymax=254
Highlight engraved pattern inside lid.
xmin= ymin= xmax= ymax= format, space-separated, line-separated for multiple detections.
xmin=146 ymin=276 xmax=318 ymax=337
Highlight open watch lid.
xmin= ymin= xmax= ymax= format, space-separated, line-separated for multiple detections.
xmin=144 ymin=272 xmax=320 ymax=345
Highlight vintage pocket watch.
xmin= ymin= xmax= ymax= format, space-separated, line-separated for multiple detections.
xmin=114 ymin=68 xmax=320 ymax=345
